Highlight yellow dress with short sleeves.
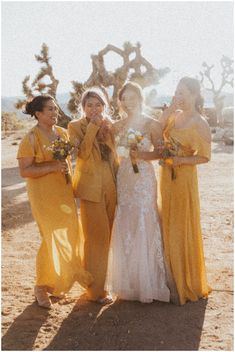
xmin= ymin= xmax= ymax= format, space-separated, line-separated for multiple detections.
xmin=158 ymin=117 xmax=211 ymax=305
xmin=17 ymin=125 xmax=93 ymax=296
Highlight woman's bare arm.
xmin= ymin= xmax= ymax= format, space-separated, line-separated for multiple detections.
xmin=18 ymin=157 xmax=67 ymax=178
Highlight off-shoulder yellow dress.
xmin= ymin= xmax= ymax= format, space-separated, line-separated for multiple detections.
xmin=17 ymin=125 xmax=93 ymax=297
xmin=158 ymin=117 xmax=211 ymax=305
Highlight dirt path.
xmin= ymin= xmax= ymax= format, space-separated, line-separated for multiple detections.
xmin=1 ymin=126 xmax=233 ymax=351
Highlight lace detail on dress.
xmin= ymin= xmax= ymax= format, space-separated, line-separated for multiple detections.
xmin=106 ymin=132 xmax=170 ymax=303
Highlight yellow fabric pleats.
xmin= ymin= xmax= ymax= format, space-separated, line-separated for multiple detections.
xmin=158 ymin=119 xmax=211 ymax=305
xmin=17 ymin=126 xmax=93 ymax=297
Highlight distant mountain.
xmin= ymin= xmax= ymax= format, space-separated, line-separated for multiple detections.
xmin=1 ymin=96 xmax=25 ymax=118
xmin=148 ymin=89 xmax=234 ymax=109
xmin=1 ymin=93 xmax=72 ymax=118
xmin=1 ymin=90 xmax=234 ymax=119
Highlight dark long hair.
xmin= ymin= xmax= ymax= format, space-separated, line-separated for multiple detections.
xmin=179 ymin=77 xmax=204 ymax=114
xmin=24 ymin=95 xmax=57 ymax=119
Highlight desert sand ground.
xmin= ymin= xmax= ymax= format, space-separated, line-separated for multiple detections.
xmin=1 ymin=121 xmax=234 ymax=351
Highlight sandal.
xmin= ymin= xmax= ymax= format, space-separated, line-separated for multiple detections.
xmin=46 ymin=286 xmax=66 ymax=299
xmin=34 ymin=286 xmax=52 ymax=309
xmin=96 ymin=295 xmax=113 ymax=305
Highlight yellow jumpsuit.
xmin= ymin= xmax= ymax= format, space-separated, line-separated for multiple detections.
xmin=68 ymin=117 xmax=118 ymax=300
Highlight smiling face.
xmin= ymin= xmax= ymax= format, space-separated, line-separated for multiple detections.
xmin=83 ymin=96 xmax=105 ymax=119
xmin=120 ymin=88 xmax=142 ymax=115
xmin=174 ymin=82 xmax=196 ymax=111
xmin=36 ymin=99 xmax=59 ymax=126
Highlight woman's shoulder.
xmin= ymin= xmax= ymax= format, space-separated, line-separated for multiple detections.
xmin=68 ymin=117 xmax=87 ymax=134
xmin=113 ymin=117 xmax=126 ymax=126
xmin=194 ymin=114 xmax=210 ymax=127
xmin=21 ymin=126 xmax=37 ymax=142
xmin=193 ymin=115 xmax=211 ymax=143
xmin=68 ymin=116 xmax=85 ymax=126
xmin=17 ymin=127 xmax=37 ymax=157
xmin=142 ymin=114 xmax=162 ymax=132
xmin=55 ymin=125 xmax=67 ymax=133
xmin=142 ymin=113 xmax=153 ymax=123
xmin=113 ymin=118 xmax=127 ymax=134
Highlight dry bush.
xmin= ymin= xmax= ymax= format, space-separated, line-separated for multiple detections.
xmin=1 ymin=112 xmax=25 ymax=131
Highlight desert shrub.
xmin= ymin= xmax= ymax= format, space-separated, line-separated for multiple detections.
xmin=1 ymin=112 xmax=25 ymax=131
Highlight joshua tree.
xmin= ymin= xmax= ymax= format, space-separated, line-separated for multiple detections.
xmin=68 ymin=42 xmax=170 ymax=117
xmin=199 ymin=56 xmax=233 ymax=126
xmin=15 ymin=43 xmax=71 ymax=127
xmin=16 ymin=42 xmax=170 ymax=124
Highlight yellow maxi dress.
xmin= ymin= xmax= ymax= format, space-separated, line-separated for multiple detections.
xmin=17 ymin=125 xmax=93 ymax=297
xmin=158 ymin=117 xmax=211 ymax=305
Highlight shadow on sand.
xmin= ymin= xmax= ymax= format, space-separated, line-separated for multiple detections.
xmin=2 ymin=167 xmax=24 ymax=187
xmin=2 ymin=295 xmax=207 ymax=350
xmin=2 ymin=198 xmax=33 ymax=231
xmin=2 ymin=302 xmax=50 ymax=351
xmin=2 ymin=167 xmax=34 ymax=231
xmin=44 ymin=297 xmax=207 ymax=350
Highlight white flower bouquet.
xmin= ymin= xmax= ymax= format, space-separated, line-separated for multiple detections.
xmin=116 ymin=128 xmax=144 ymax=173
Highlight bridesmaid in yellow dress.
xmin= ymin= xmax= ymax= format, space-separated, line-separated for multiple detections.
xmin=17 ymin=95 xmax=93 ymax=309
xmin=158 ymin=77 xmax=212 ymax=305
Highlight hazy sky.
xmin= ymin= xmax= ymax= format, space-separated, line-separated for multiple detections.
xmin=1 ymin=1 xmax=234 ymax=97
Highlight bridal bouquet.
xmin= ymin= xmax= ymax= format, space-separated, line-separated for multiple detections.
xmin=116 ymin=128 xmax=144 ymax=173
xmin=47 ymin=137 xmax=75 ymax=183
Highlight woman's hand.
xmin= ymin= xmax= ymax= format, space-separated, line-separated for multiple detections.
xmin=97 ymin=119 xmax=111 ymax=142
xmin=172 ymin=156 xmax=182 ymax=167
xmin=52 ymin=160 xmax=69 ymax=174
xmin=155 ymin=141 xmax=165 ymax=156
xmin=129 ymin=145 xmax=139 ymax=160
xmin=90 ymin=113 xmax=103 ymax=127
xmin=19 ymin=157 xmax=69 ymax=178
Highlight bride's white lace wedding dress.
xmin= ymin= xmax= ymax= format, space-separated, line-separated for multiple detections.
xmin=105 ymin=130 xmax=170 ymax=303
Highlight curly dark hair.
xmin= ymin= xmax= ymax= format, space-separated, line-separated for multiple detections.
xmin=24 ymin=95 xmax=57 ymax=119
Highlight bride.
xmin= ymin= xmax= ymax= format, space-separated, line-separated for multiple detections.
xmin=105 ymin=82 xmax=170 ymax=303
